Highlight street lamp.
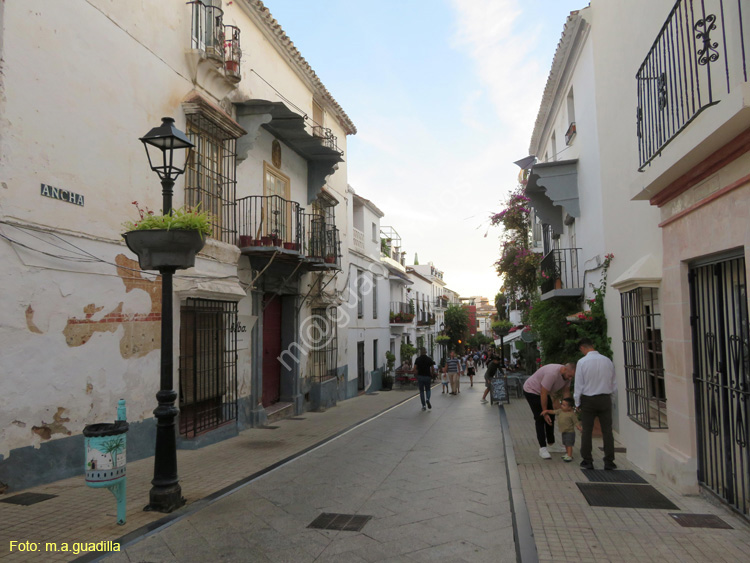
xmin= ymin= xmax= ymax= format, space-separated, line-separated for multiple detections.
xmin=140 ymin=117 xmax=194 ymax=513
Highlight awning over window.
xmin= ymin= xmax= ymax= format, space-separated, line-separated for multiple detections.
xmin=235 ymin=100 xmax=344 ymax=203
xmin=525 ymin=159 xmax=579 ymax=232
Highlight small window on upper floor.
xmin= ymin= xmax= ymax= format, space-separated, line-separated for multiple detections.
xmin=551 ymin=132 xmax=557 ymax=162
xmin=371 ymin=222 xmax=378 ymax=242
xmin=312 ymin=101 xmax=324 ymax=138
xmin=565 ymin=88 xmax=577 ymax=145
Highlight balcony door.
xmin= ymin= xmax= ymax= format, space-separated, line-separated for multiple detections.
xmin=263 ymin=161 xmax=291 ymax=242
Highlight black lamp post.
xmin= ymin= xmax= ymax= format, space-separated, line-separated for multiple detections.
xmin=439 ymin=322 xmax=446 ymax=361
xmin=140 ymin=117 xmax=194 ymax=513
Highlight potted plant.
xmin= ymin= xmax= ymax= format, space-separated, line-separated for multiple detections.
xmin=383 ymin=351 xmax=396 ymax=390
xmin=492 ymin=320 xmax=514 ymax=337
xmin=122 ymin=201 xmax=212 ymax=271
xmin=324 ymin=254 xmax=336 ymax=264
xmin=238 ymin=235 xmax=253 ymax=247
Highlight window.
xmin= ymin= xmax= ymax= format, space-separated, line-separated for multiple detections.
xmin=312 ymin=100 xmax=324 ymax=137
xmin=565 ymin=88 xmax=577 ymax=145
xmin=621 ymin=287 xmax=667 ymax=429
xmin=263 ymin=162 xmax=292 ymax=242
xmin=179 ymin=298 xmax=238 ymax=438
xmin=551 ymin=132 xmax=557 ymax=161
xmin=309 ymin=307 xmax=338 ymax=381
xmin=373 ymin=339 xmax=378 ymax=371
xmin=371 ymin=222 xmax=378 ymax=242
xmin=356 ymin=270 xmax=364 ymax=319
xmin=190 ymin=0 xmax=224 ymax=60
xmin=185 ymin=114 xmax=238 ymax=243
xmin=372 ymin=275 xmax=378 ymax=319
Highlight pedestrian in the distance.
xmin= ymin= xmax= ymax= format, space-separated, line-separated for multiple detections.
xmin=413 ymin=347 xmax=435 ymax=411
xmin=440 ymin=366 xmax=449 ymax=394
xmin=466 ymin=355 xmax=476 ymax=387
xmin=445 ymin=351 xmax=462 ymax=395
xmin=574 ymin=338 xmax=617 ymax=470
xmin=522 ymin=362 xmax=576 ymax=459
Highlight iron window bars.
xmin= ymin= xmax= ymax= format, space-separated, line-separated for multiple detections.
xmin=309 ymin=307 xmax=338 ymax=381
xmin=689 ymin=255 xmax=749 ymax=518
xmin=301 ymin=212 xmax=341 ymax=267
xmin=184 ymin=114 xmax=237 ymax=244
xmin=621 ymin=287 xmax=668 ymax=430
xmin=179 ymin=298 xmax=238 ymax=438
xmin=636 ymin=0 xmax=749 ymax=170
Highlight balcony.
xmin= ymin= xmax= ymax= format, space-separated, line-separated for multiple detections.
xmin=301 ymin=213 xmax=341 ymax=270
xmin=539 ymin=248 xmax=583 ymax=300
xmin=352 ymin=227 xmax=365 ymax=254
xmin=188 ymin=1 xmax=241 ymax=88
xmin=636 ymin=0 xmax=750 ymax=171
xmin=389 ymin=302 xmax=414 ymax=325
xmin=434 ymin=295 xmax=449 ymax=309
xmin=237 ymin=195 xmax=303 ymax=260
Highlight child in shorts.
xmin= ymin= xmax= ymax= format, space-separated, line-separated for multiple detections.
xmin=441 ymin=366 xmax=450 ymax=393
xmin=541 ymin=397 xmax=581 ymax=462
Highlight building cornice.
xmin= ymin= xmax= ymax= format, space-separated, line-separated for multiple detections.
xmin=238 ymin=0 xmax=357 ymax=135
xmin=529 ymin=10 xmax=589 ymax=157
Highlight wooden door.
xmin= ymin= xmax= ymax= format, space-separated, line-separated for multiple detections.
xmin=262 ymin=294 xmax=282 ymax=407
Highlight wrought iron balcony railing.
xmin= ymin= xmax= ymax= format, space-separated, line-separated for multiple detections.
xmin=301 ymin=213 xmax=341 ymax=268
xmin=390 ymin=302 xmax=414 ymax=324
xmin=223 ymin=24 xmax=241 ymax=81
xmin=540 ymin=248 xmax=582 ymax=295
xmin=636 ymin=0 xmax=749 ymax=170
xmin=189 ymin=1 xmax=241 ymax=81
xmin=236 ymin=195 xmax=302 ymax=250
xmin=311 ymin=125 xmax=340 ymax=153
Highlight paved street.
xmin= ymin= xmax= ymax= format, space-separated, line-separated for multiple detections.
xmin=3 ymin=367 xmax=750 ymax=562
xmin=107 ymin=382 xmax=514 ymax=563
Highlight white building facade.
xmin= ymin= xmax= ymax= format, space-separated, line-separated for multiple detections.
xmin=0 ymin=0 xmax=354 ymax=491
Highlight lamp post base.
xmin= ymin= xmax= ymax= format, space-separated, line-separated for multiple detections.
xmin=144 ymin=484 xmax=185 ymax=513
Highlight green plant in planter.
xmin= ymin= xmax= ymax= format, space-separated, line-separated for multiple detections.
xmin=122 ymin=201 xmax=212 ymax=237
xmin=492 ymin=319 xmax=514 ymax=336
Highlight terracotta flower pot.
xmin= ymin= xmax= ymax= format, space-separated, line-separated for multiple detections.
xmin=283 ymin=242 xmax=299 ymax=251
xmin=123 ymin=230 xmax=205 ymax=271
xmin=238 ymin=235 xmax=253 ymax=247
xmin=260 ymin=236 xmax=273 ymax=246
xmin=324 ymin=255 xmax=336 ymax=264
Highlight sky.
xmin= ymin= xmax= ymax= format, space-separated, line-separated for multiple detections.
xmin=261 ymin=0 xmax=587 ymax=299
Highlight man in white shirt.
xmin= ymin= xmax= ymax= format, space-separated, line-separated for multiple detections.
xmin=574 ymin=338 xmax=617 ymax=470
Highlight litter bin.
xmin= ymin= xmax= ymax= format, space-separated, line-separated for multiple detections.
xmin=83 ymin=399 xmax=128 ymax=524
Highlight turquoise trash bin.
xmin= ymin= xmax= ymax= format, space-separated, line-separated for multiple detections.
xmin=83 ymin=399 xmax=129 ymax=524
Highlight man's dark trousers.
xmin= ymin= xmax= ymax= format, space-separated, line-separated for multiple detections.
xmin=524 ymin=391 xmax=555 ymax=448
xmin=417 ymin=376 xmax=432 ymax=407
xmin=580 ymin=394 xmax=615 ymax=464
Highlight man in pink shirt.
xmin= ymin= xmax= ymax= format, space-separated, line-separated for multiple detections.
xmin=523 ymin=362 xmax=576 ymax=459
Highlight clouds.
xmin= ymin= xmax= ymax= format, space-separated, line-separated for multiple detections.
xmin=264 ymin=0 xmax=581 ymax=299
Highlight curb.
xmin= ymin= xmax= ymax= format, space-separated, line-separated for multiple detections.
xmin=498 ymin=405 xmax=538 ymax=563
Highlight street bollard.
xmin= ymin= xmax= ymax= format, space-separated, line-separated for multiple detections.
xmin=83 ymin=399 xmax=129 ymax=525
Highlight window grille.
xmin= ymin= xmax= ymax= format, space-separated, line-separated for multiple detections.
xmin=309 ymin=307 xmax=338 ymax=381
xmin=356 ymin=271 xmax=364 ymax=319
xmin=179 ymin=298 xmax=238 ymax=437
xmin=185 ymin=114 xmax=237 ymax=244
xmin=621 ymin=287 xmax=667 ymax=429
xmin=372 ymin=275 xmax=378 ymax=319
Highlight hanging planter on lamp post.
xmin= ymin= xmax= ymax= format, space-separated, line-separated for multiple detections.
xmin=127 ymin=117 xmax=195 ymax=514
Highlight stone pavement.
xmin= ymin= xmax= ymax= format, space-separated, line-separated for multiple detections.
xmin=1 ymin=366 xmax=750 ymax=562
xmin=106 ymin=379 xmax=514 ymax=562
xmin=501 ymin=377 xmax=750 ymax=563
xmin=0 ymin=390 xmax=415 ymax=562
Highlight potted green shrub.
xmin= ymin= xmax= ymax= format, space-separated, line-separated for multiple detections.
xmin=122 ymin=201 xmax=212 ymax=271
xmin=383 ymin=351 xmax=396 ymax=390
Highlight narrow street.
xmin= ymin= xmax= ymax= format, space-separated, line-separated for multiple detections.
xmin=107 ymin=379 xmax=515 ymax=562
